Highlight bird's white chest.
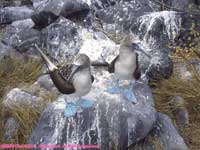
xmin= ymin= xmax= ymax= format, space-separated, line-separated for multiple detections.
xmin=115 ymin=53 xmax=136 ymax=80
xmin=72 ymin=69 xmax=92 ymax=96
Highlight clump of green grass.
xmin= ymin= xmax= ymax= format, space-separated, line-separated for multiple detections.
xmin=0 ymin=56 xmax=43 ymax=144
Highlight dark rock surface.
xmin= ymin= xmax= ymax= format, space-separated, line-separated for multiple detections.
xmin=4 ymin=117 xmax=19 ymax=140
xmin=94 ymin=0 xmax=154 ymax=33
xmin=31 ymin=11 xmax=58 ymax=30
xmin=2 ymin=24 xmax=42 ymax=52
xmin=141 ymin=48 xmax=174 ymax=80
xmin=175 ymin=13 xmax=200 ymax=48
xmin=0 ymin=0 xmax=32 ymax=8
xmin=32 ymin=0 xmax=90 ymax=20
xmin=160 ymin=0 xmax=198 ymax=9
xmin=0 ymin=6 xmax=34 ymax=24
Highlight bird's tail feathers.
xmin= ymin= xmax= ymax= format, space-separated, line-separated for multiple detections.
xmin=34 ymin=44 xmax=58 ymax=72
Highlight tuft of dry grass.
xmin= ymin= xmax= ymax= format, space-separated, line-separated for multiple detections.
xmin=7 ymin=103 xmax=46 ymax=144
xmin=152 ymin=54 xmax=200 ymax=149
xmin=152 ymin=23 xmax=200 ymax=149
xmin=0 ymin=56 xmax=44 ymax=144
xmin=0 ymin=56 xmax=42 ymax=97
xmin=129 ymin=135 xmax=163 ymax=150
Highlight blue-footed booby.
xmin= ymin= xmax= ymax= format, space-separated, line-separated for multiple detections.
xmin=34 ymin=44 xmax=95 ymax=117
xmin=105 ymin=35 xmax=141 ymax=103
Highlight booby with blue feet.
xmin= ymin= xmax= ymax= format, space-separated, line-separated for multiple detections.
xmin=105 ymin=35 xmax=141 ymax=103
xmin=34 ymin=44 xmax=95 ymax=117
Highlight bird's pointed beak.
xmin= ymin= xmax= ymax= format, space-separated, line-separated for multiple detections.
xmin=132 ymin=42 xmax=151 ymax=58
xmin=34 ymin=44 xmax=58 ymax=72
xmin=67 ymin=64 xmax=80 ymax=81
xmin=132 ymin=42 xmax=142 ymax=50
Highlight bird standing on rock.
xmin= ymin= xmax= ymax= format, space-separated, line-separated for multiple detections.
xmin=34 ymin=44 xmax=95 ymax=117
xmin=105 ymin=35 xmax=141 ymax=103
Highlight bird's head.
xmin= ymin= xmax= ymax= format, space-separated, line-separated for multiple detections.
xmin=120 ymin=35 xmax=141 ymax=53
xmin=121 ymin=35 xmax=135 ymax=47
xmin=74 ymin=53 xmax=91 ymax=68
xmin=67 ymin=54 xmax=91 ymax=81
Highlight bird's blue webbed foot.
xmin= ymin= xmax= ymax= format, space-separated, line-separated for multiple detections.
xmin=76 ymin=99 xmax=95 ymax=108
xmin=64 ymin=99 xmax=95 ymax=117
xmin=123 ymin=85 xmax=137 ymax=104
xmin=64 ymin=102 xmax=78 ymax=117
xmin=105 ymin=80 xmax=121 ymax=94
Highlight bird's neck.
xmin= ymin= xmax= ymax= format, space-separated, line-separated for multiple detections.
xmin=119 ymin=51 xmax=133 ymax=60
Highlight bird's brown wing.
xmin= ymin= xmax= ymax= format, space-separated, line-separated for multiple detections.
xmin=133 ymin=53 xmax=141 ymax=80
xmin=50 ymin=69 xmax=75 ymax=94
xmin=58 ymin=64 xmax=73 ymax=82
xmin=108 ymin=55 xmax=119 ymax=73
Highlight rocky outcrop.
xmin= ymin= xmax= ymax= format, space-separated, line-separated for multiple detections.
xmin=4 ymin=117 xmax=19 ymax=140
xmin=153 ymin=113 xmax=188 ymax=150
xmin=131 ymin=113 xmax=188 ymax=150
xmin=0 ymin=0 xmax=32 ymax=8
xmin=29 ymin=80 xmax=157 ymax=149
xmin=3 ymin=88 xmax=42 ymax=109
xmin=43 ymin=17 xmax=81 ymax=61
xmin=2 ymin=23 xmax=42 ymax=52
xmin=0 ymin=6 xmax=34 ymax=24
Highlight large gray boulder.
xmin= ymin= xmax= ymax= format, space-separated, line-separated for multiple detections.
xmin=0 ymin=6 xmax=34 ymax=24
xmin=32 ymin=0 xmax=66 ymax=16
xmin=131 ymin=113 xmax=188 ymax=150
xmin=29 ymin=79 xmax=157 ymax=149
xmin=161 ymin=0 xmax=198 ymax=9
xmin=1 ymin=22 xmax=42 ymax=52
xmin=42 ymin=17 xmax=81 ymax=61
xmin=94 ymin=0 xmax=154 ymax=33
xmin=32 ymin=0 xmax=90 ymax=20
xmin=131 ymin=11 xmax=182 ymax=49
xmin=92 ymin=5 xmax=181 ymax=80
xmin=0 ymin=0 xmax=32 ymax=8
xmin=152 ymin=113 xmax=188 ymax=150
xmin=75 ymin=26 xmax=174 ymax=81
xmin=28 ymin=27 xmax=158 ymax=149
xmin=131 ymin=11 xmax=181 ymax=79
xmin=29 ymin=28 xmax=158 ymax=149
xmin=3 ymin=88 xmax=42 ymax=109
xmin=11 ymin=18 xmax=35 ymax=29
